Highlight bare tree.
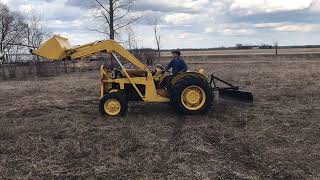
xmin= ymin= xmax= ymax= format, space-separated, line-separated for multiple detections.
xmin=124 ymin=26 xmax=137 ymax=51
xmin=90 ymin=0 xmax=140 ymax=40
xmin=152 ymin=18 xmax=161 ymax=62
xmin=0 ymin=3 xmax=27 ymax=63
xmin=22 ymin=12 xmax=51 ymax=76
xmin=24 ymin=12 xmax=49 ymax=48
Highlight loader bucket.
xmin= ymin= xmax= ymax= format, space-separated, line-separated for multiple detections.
xmin=32 ymin=35 xmax=71 ymax=60
xmin=219 ymin=89 xmax=253 ymax=103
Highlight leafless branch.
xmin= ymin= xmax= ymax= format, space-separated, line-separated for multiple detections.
xmin=152 ymin=17 xmax=161 ymax=61
xmin=88 ymin=28 xmax=111 ymax=36
xmin=113 ymin=8 xmax=130 ymax=21
xmin=90 ymin=0 xmax=140 ymax=40
xmin=94 ymin=0 xmax=110 ymax=14
xmin=96 ymin=7 xmax=110 ymax=24
xmin=114 ymin=16 xmax=139 ymax=31
xmin=113 ymin=0 xmax=134 ymax=11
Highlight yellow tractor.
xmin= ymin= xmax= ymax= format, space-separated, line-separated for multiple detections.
xmin=31 ymin=35 xmax=253 ymax=116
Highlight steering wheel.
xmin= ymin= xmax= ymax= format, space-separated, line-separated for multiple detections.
xmin=157 ymin=65 xmax=171 ymax=74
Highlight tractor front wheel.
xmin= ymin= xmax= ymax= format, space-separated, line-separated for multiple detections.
xmin=99 ymin=92 xmax=128 ymax=116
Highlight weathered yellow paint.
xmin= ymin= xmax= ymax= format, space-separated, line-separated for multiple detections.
xmin=144 ymin=72 xmax=170 ymax=102
xmin=198 ymin=69 xmax=205 ymax=74
xmin=100 ymin=66 xmax=106 ymax=98
xmin=181 ymin=85 xmax=206 ymax=110
xmin=33 ymin=35 xmax=71 ymax=60
xmin=70 ymin=40 xmax=150 ymax=73
xmin=34 ymin=35 xmax=171 ymax=103
xmin=171 ymin=72 xmax=208 ymax=85
xmin=110 ymin=53 xmax=145 ymax=100
xmin=33 ymin=36 xmax=150 ymax=73
xmin=104 ymin=99 xmax=121 ymax=116
xmin=109 ymin=89 xmax=120 ymax=93
xmin=100 ymin=81 xmax=105 ymax=98
xmin=103 ymin=75 xmax=170 ymax=102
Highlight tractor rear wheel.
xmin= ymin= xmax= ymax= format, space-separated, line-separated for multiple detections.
xmin=99 ymin=92 xmax=127 ymax=116
xmin=171 ymin=76 xmax=213 ymax=115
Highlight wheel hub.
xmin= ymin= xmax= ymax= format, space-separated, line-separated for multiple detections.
xmin=104 ymin=99 xmax=121 ymax=116
xmin=181 ymin=85 xmax=206 ymax=111
xmin=185 ymin=89 xmax=201 ymax=105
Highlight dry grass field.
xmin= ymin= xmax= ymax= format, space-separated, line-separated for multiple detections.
xmin=0 ymin=53 xmax=320 ymax=179
xmin=162 ymin=47 xmax=320 ymax=57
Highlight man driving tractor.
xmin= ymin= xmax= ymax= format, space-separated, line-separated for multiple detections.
xmin=162 ymin=50 xmax=188 ymax=90
xmin=31 ymin=35 xmax=253 ymax=116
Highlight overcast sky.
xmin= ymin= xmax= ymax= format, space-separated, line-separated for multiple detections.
xmin=2 ymin=0 xmax=320 ymax=48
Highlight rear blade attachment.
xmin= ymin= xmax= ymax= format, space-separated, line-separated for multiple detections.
xmin=209 ymin=74 xmax=253 ymax=103
xmin=219 ymin=89 xmax=253 ymax=103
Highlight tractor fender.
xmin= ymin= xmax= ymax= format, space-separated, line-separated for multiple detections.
xmin=171 ymin=72 xmax=208 ymax=86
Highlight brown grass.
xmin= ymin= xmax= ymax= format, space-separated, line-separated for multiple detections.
xmin=0 ymin=61 xmax=77 ymax=80
xmin=0 ymin=54 xmax=320 ymax=179
xmin=161 ymin=47 xmax=320 ymax=57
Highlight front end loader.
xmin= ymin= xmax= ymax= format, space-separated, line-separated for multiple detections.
xmin=31 ymin=35 xmax=253 ymax=116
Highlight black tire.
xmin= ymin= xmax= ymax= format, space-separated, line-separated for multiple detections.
xmin=99 ymin=92 xmax=128 ymax=116
xmin=171 ymin=76 xmax=213 ymax=115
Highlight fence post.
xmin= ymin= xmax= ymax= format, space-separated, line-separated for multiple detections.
xmin=0 ymin=64 xmax=3 ymax=80
xmin=62 ymin=61 xmax=66 ymax=73
xmin=1 ymin=64 xmax=7 ymax=80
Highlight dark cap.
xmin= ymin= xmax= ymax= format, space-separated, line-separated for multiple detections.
xmin=171 ymin=50 xmax=181 ymax=56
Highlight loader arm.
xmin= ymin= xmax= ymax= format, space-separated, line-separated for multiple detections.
xmin=32 ymin=35 xmax=151 ymax=73
xmin=68 ymin=40 xmax=151 ymax=73
xmin=32 ymin=35 xmax=170 ymax=103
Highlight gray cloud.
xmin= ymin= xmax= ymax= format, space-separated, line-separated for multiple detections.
xmin=5 ymin=0 xmax=320 ymax=47
xmin=226 ymin=9 xmax=319 ymax=24
xmin=65 ymin=0 xmax=93 ymax=8
xmin=133 ymin=2 xmax=196 ymax=13
xmin=66 ymin=0 xmax=201 ymax=13
xmin=221 ymin=1 xmax=320 ymax=25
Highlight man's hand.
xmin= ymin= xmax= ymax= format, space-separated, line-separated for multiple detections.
xmin=161 ymin=67 xmax=168 ymax=74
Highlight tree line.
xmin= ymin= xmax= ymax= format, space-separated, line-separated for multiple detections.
xmin=0 ymin=0 xmax=162 ymax=64
xmin=0 ymin=3 xmax=49 ymax=64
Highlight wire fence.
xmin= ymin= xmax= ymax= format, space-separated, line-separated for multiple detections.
xmin=0 ymin=54 xmax=77 ymax=80
xmin=0 ymin=51 xmax=158 ymax=81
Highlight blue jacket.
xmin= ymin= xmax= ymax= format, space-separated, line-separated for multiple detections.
xmin=165 ymin=57 xmax=188 ymax=75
